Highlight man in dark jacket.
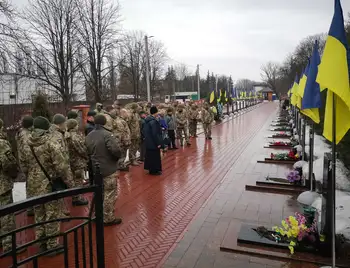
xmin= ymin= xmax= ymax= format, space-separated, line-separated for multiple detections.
xmin=143 ymin=106 xmax=163 ymax=175
xmin=85 ymin=114 xmax=122 ymax=225
xmin=85 ymin=111 xmax=96 ymax=136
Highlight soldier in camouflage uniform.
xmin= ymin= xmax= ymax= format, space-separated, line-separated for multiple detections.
xmin=127 ymin=103 xmax=141 ymax=166
xmin=15 ymin=116 xmax=34 ymax=216
xmin=117 ymin=109 xmax=131 ymax=171
xmin=49 ymin=114 xmax=74 ymax=214
xmin=0 ymin=119 xmax=24 ymax=253
xmin=94 ymin=103 xmax=107 ymax=114
xmin=188 ymin=104 xmax=199 ymax=137
xmin=176 ymin=104 xmax=191 ymax=146
xmin=201 ymin=103 xmax=214 ymax=140
xmin=65 ymin=119 xmax=89 ymax=206
xmin=22 ymin=116 xmax=74 ymax=255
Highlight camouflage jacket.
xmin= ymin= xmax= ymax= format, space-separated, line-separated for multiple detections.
xmin=15 ymin=128 xmax=32 ymax=173
xmin=115 ymin=116 xmax=131 ymax=146
xmin=175 ymin=110 xmax=187 ymax=128
xmin=22 ymin=129 xmax=73 ymax=194
xmin=0 ymin=133 xmax=17 ymax=195
xmin=188 ymin=107 xmax=199 ymax=121
xmin=65 ymin=130 xmax=88 ymax=170
xmin=127 ymin=112 xmax=141 ymax=140
xmin=201 ymin=108 xmax=214 ymax=124
xmin=104 ymin=113 xmax=117 ymax=133
xmin=49 ymin=124 xmax=70 ymax=165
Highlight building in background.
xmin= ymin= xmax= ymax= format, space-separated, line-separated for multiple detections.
xmin=0 ymin=74 xmax=86 ymax=105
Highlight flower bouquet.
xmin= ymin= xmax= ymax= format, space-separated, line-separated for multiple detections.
xmin=270 ymin=150 xmax=299 ymax=161
xmin=270 ymin=141 xmax=291 ymax=147
xmin=273 ymin=212 xmax=318 ymax=254
xmin=286 ymin=169 xmax=302 ymax=185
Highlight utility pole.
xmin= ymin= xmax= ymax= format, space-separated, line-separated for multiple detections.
xmin=145 ymin=35 xmax=151 ymax=102
xmin=197 ymin=64 xmax=200 ymax=100
xmin=215 ymin=74 xmax=218 ymax=94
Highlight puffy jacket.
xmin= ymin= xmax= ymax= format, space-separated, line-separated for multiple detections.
xmin=86 ymin=125 xmax=121 ymax=177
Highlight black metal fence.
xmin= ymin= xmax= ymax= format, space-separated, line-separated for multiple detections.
xmin=0 ymin=167 xmax=105 ymax=268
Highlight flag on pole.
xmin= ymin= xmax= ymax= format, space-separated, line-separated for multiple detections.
xmin=301 ymin=41 xmax=322 ymax=124
xmin=209 ymin=90 xmax=216 ymax=104
xmin=296 ymin=65 xmax=309 ymax=109
xmin=316 ymin=0 xmax=350 ymax=144
xmin=290 ymin=75 xmax=300 ymax=106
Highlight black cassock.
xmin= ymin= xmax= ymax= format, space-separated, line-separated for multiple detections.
xmin=143 ymin=115 xmax=163 ymax=174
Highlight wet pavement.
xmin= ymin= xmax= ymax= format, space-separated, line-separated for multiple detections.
xmin=3 ymin=102 xmax=317 ymax=268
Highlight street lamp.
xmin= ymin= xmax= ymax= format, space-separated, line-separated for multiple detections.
xmin=144 ymin=35 xmax=154 ymax=103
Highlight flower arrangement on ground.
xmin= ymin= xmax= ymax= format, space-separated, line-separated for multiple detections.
xmin=273 ymin=131 xmax=290 ymax=137
xmin=272 ymin=212 xmax=318 ymax=254
xmin=270 ymin=150 xmax=299 ymax=161
xmin=270 ymin=141 xmax=291 ymax=146
xmin=286 ymin=169 xmax=302 ymax=184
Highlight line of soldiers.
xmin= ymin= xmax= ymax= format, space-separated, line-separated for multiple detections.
xmin=0 ymin=99 xmax=215 ymax=256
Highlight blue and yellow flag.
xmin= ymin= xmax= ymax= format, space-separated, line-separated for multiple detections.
xmin=290 ymin=75 xmax=300 ymax=106
xmin=209 ymin=90 xmax=216 ymax=104
xmin=316 ymin=0 xmax=350 ymax=144
xmin=301 ymin=41 xmax=321 ymax=124
xmin=296 ymin=65 xmax=309 ymax=109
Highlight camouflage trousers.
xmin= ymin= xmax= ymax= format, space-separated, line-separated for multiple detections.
xmin=176 ymin=127 xmax=189 ymax=145
xmin=103 ymin=172 xmax=118 ymax=223
xmin=117 ymin=145 xmax=128 ymax=169
xmin=188 ymin=120 xmax=198 ymax=137
xmin=72 ymin=169 xmax=86 ymax=202
xmin=203 ymin=123 xmax=212 ymax=138
xmin=35 ymin=199 xmax=60 ymax=249
xmin=0 ymin=191 xmax=15 ymax=251
xmin=26 ymin=177 xmax=35 ymax=214
xmin=129 ymin=139 xmax=140 ymax=162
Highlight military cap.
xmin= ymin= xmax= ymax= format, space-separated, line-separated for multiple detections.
xmin=96 ymin=103 xmax=103 ymax=107
xmin=33 ymin=116 xmax=51 ymax=130
xmin=94 ymin=114 xmax=106 ymax=125
xmin=22 ymin=115 xmax=34 ymax=129
xmin=52 ymin=114 xmax=66 ymax=125
xmin=87 ymin=111 xmax=96 ymax=117
xmin=66 ymin=119 xmax=78 ymax=130
xmin=67 ymin=110 xmax=78 ymax=119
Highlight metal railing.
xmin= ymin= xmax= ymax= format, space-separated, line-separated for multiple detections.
xmin=0 ymin=166 xmax=105 ymax=268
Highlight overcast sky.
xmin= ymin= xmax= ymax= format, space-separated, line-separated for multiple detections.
xmin=15 ymin=0 xmax=350 ymax=81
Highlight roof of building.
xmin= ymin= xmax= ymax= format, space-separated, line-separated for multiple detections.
xmin=257 ymin=87 xmax=274 ymax=93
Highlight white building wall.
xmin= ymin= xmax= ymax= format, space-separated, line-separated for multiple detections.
xmin=0 ymin=74 xmax=86 ymax=104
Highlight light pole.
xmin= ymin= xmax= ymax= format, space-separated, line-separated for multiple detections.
xmin=144 ymin=35 xmax=153 ymax=103
xmin=196 ymin=64 xmax=201 ymax=100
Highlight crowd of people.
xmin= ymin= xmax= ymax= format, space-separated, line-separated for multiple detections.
xmin=0 ymin=100 xmax=215 ymax=256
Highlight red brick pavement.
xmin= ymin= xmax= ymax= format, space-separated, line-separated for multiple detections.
xmin=4 ymin=102 xmax=278 ymax=268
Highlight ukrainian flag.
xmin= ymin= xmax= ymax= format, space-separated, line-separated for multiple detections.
xmin=296 ymin=65 xmax=309 ymax=109
xmin=209 ymin=90 xmax=216 ymax=104
xmin=316 ymin=0 xmax=350 ymax=144
xmin=290 ymin=75 xmax=300 ymax=107
xmin=301 ymin=41 xmax=321 ymax=124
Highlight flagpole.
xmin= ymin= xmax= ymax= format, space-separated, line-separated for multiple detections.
xmin=308 ymin=122 xmax=314 ymax=191
xmin=331 ymin=93 xmax=336 ymax=268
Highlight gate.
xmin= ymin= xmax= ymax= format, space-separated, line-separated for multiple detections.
xmin=0 ymin=167 xmax=105 ymax=268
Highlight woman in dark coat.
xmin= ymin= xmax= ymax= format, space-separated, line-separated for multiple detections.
xmin=143 ymin=106 xmax=163 ymax=175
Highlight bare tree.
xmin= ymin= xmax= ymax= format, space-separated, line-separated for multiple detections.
xmin=174 ymin=63 xmax=190 ymax=92
xmin=235 ymin=79 xmax=254 ymax=92
xmin=260 ymin=62 xmax=280 ymax=95
xmin=117 ymin=31 xmax=167 ymax=101
xmin=117 ymin=31 xmax=145 ymax=100
xmin=75 ymin=0 xmax=121 ymax=102
xmin=5 ymin=0 xmax=81 ymax=108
